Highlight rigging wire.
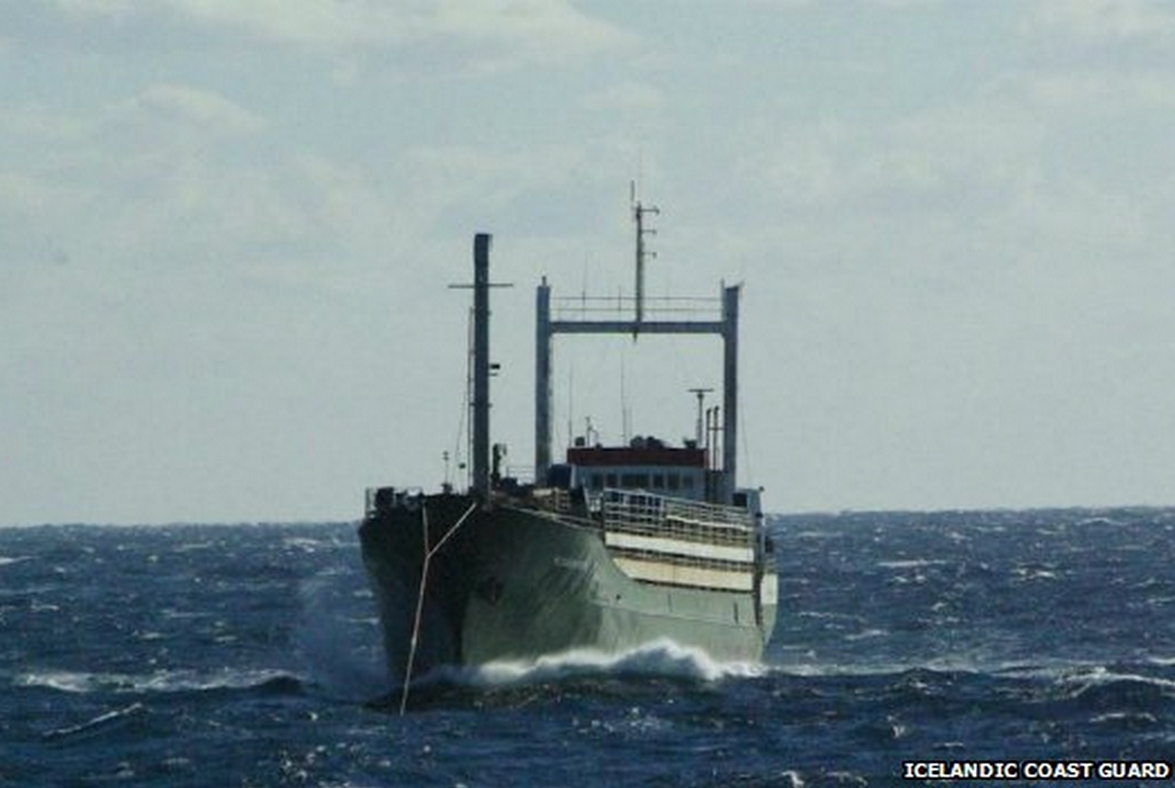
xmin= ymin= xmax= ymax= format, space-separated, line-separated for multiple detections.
xmin=450 ymin=306 xmax=472 ymax=490
xmin=740 ymin=380 xmax=754 ymax=490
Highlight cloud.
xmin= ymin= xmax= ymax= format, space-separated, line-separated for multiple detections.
xmin=54 ymin=0 xmax=136 ymax=14
xmin=151 ymin=0 xmax=412 ymax=46
xmin=130 ymin=83 xmax=264 ymax=136
xmin=1025 ymin=0 xmax=1175 ymax=43
xmin=0 ymin=84 xmax=302 ymax=276
xmin=583 ymin=82 xmax=665 ymax=114
xmin=732 ymin=110 xmax=1020 ymax=217
xmin=52 ymin=0 xmax=634 ymax=65
xmin=1021 ymin=70 xmax=1175 ymax=112
xmin=398 ymin=142 xmax=598 ymax=231
xmin=0 ymin=170 xmax=83 ymax=220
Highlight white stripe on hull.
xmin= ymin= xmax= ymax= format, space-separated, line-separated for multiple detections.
xmin=604 ymin=531 xmax=754 ymax=563
xmin=613 ymin=556 xmax=754 ymax=591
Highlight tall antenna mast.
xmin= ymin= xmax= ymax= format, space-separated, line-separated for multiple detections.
xmin=631 ymin=180 xmax=659 ymax=336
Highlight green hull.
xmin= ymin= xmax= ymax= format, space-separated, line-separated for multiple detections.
xmin=359 ymin=493 xmax=777 ymax=679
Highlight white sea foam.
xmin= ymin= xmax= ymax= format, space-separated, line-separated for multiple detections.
xmin=422 ymin=638 xmax=765 ymax=689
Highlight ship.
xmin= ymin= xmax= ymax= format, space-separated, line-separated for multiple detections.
xmin=359 ymin=205 xmax=777 ymax=701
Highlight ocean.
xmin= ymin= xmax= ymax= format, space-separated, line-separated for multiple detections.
xmin=2 ymin=508 xmax=1174 ymax=786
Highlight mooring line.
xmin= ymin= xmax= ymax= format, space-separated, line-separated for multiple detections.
xmin=400 ymin=499 xmax=478 ymax=716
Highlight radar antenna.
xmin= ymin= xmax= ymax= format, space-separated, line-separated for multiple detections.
xmin=630 ymin=180 xmax=659 ymax=336
xmin=688 ymin=387 xmax=714 ymax=447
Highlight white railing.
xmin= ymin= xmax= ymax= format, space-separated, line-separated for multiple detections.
xmin=599 ymin=489 xmax=753 ymax=542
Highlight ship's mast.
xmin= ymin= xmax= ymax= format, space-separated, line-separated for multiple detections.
xmin=450 ymin=234 xmax=512 ymax=499
xmin=471 ymin=235 xmax=491 ymax=497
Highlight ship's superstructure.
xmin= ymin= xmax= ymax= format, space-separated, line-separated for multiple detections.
xmin=359 ymin=204 xmax=777 ymax=704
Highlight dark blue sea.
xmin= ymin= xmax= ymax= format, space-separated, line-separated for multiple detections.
xmin=4 ymin=508 xmax=1175 ymax=787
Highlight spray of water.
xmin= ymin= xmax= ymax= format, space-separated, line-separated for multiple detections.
xmin=295 ymin=567 xmax=387 ymax=701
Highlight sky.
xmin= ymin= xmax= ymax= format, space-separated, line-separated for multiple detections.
xmin=3 ymin=0 xmax=1175 ymax=525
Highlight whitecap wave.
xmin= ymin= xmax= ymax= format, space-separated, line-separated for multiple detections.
xmin=877 ymin=559 xmax=948 ymax=569
xmin=16 ymin=667 xmax=297 ymax=695
xmin=41 ymin=702 xmax=146 ymax=741
xmin=1145 ymin=655 xmax=1175 ymax=666
xmin=284 ymin=536 xmax=333 ymax=553
xmin=1058 ymin=664 xmax=1175 ymax=692
xmin=774 ymin=655 xmax=1073 ymax=679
